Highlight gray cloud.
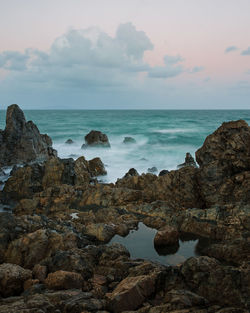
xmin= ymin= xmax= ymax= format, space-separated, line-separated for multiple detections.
xmin=148 ymin=54 xmax=185 ymax=78
xmin=0 ymin=23 xmax=203 ymax=108
xmin=241 ymin=47 xmax=250 ymax=55
xmin=225 ymin=46 xmax=238 ymax=54
xmin=0 ymin=50 xmax=30 ymax=70
xmin=190 ymin=66 xmax=204 ymax=73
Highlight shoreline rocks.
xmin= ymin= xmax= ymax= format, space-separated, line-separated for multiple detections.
xmin=0 ymin=112 xmax=249 ymax=312
xmin=0 ymin=104 xmax=57 ymax=167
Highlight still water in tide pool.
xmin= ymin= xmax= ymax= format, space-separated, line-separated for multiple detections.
xmin=109 ymin=222 xmax=201 ymax=266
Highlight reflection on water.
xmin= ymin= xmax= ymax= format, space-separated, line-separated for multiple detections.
xmin=109 ymin=222 xmax=201 ymax=266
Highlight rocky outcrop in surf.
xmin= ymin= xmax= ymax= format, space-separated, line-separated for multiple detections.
xmin=0 ymin=104 xmax=57 ymax=167
xmin=81 ymin=130 xmax=111 ymax=148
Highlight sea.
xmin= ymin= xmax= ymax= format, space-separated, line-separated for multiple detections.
xmin=1 ymin=110 xmax=250 ymax=182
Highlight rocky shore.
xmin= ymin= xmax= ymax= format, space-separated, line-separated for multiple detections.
xmin=0 ymin=105 xmax=249 ymax=312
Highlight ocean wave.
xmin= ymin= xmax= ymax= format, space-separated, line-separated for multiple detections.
xmin=152 ymin=128 xmax=196 ymax=134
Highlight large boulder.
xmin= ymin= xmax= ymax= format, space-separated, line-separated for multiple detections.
xmin=196 ymin=120 xmax=250 ymax=206
xmin=0 ymin=104 xmax=57 ymax=167
xmin=82 ymin=130 xmax=110 ymax=148
xmin=0 ymin=263 xmax=32 ymax=297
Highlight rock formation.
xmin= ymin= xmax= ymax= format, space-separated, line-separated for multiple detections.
xmin=0 ymin=104 xmax=57 ymax=167
xmin=82 ymin=130 xmax=111 ymax=148
xmin=123 ymin=136 xmax=136 ymax=144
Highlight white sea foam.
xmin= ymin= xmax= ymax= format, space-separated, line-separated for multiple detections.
xmin=152 ymin=128 xmax=196 ymax=134
xmin=54 ymin=135 xmax=197 ymax=183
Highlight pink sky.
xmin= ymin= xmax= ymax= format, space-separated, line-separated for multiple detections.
xmin=0 ymin=0 xmax=250 ymax=108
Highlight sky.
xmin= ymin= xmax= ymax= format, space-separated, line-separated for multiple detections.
xmin=0 ymin=0 xmax=250 ymax=109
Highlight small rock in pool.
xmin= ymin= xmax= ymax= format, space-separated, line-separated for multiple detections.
xmin=159 ymin=169 xmax=169 ymax=176
xmin=123 ymin=137 xmax=136 ymax=144
xmin=65 ymin=139 xmax=74 ymax=144
xmin=148 ymin=167 xmax=158 ymax=173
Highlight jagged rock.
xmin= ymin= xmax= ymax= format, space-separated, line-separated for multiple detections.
xmin=45 ymin=270 xmax=83 ymax=290
xmin=82 ymin=130 xmax=110 ymax=148
xmin=148 ymin=166 xmax=158 ymax=173
xmin=5 ymin=229 xmax=78 ymax=268
xmin=123 ymin=137 xmax=136 ymax=144
xmin=159 ymin=169 xmax=169 ymax=176
xmin=196 ymin=120 xmax=250 ymax=206
xmin=178 ymin=152 xmax=197 ymax=169
xmin=65 ymin=139 xmax=74 ymax=144
xmin=88 ymin=157 xmax=107 ymax=176
xmin=123 ymin=168 xmax=139 ymax=178
xmin=0 ymin=263 xmax=32 ymax=297
xmin=0 ymin=104 xmax=57 ymax=167
xmin=108 ymin=274 xmax=156 ymax=312
xmin=154 ymin=225 xmax=179 ymax=246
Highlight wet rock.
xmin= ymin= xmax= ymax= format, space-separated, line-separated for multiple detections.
xmin=178 ymin=152 xmax=197 ymax=169
xmin=154 ymin=225 xmax=179 ymax=246
xmin=123 ymin=137 xmax=136 ymax=144
xmin=65 ymin=139 xmax=74 ymax=144
xmin=88 ymin=157 xmax=107 ymax=176
xmin=108 ymin=274 xmax=156 ymax=312
xmin=124 ymin=168 xmax=139 ymax=178
xmin=196 ymin=120 xmax=250 ymax=206
xmin=0 ymin=104 xmax=57 ymax=167
xmin=82 ymin=130 xmax=111 ymax=148
xmin=159 ymin=169 xmax=169 ymax=176
xmin=148 ymin=167 xmax=158 ymax=173
xmin=0 ymin=263 xmax=32 ymax=297
xmin=45 ymin=270 xmax=83 ymax=290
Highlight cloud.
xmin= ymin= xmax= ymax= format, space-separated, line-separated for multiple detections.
xmin=147 ymin=54 xmax=185 ymax=78
xmin=0 ymin=50 xmax=30 ymax=70
xmin=241 ymin=47 xmax=250 ymax=55
xmin=224 ymin=46 xmax=238 ymax=54
xmin=190 ymin=66 xmax=204 ymax=73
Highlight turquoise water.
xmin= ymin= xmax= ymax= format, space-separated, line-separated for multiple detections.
xmin=1 ymin=110 xmax=250 ymax=182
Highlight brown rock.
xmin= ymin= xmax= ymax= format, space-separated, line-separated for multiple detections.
xmin=108 ymin=275 xmax=156 ymax=312
xmin=0 ymin=104 xmax=57 ymax=167
xmin=0 ymin=263 xmax=32 ymax=297
xmin=83 ymin=130 xmax=111 ymax=148
xmin=33 ymin=264 xmax=47 ymax=282
xmin=196 ymin=120 xmax=250 ymax=206
xmin=23 ymin=278 xmax=39 ymax=290
xmin=45 ymin=270 xmax=83 ymax=290
xmin=154 ymin=225 xmax=179 ymax=246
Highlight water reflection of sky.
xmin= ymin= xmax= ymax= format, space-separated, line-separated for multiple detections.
xmin=109 ymin=222 xmax=199 ymax=266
